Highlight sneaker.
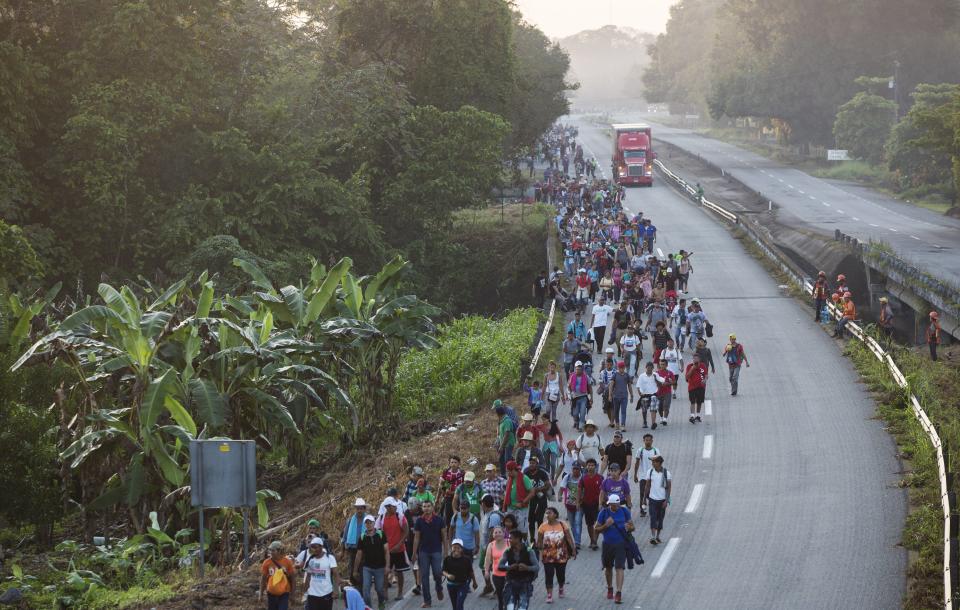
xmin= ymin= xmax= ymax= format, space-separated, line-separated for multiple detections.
xmin=695 ymin=416 xmax=702 ymax=422
xmin=662 ymin=419 xmax=668 ymax=426
xmin=615 ymin=591 xmax=623 ymax=604
xmin=651 ymin=422 xmax=657 ymax=429
xmin=437 ymin=588 xmax=444 ymax=601
xmin=411 ymin=587 xmax=421 ymax=596
xmin=546 ymin=593 xmax=554 ymax=603
xmin=689 ymin=416 xmax=695 ymax=423
xmin=559 ymin=586 xmax=565 ymax=598
xmin=642 ymin=422 xmax=648 ymax=428
xmin=607 ymin=587 xmax=614 ymax=600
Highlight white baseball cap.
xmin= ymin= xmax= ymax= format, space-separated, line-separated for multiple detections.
xmin=310 ymin=537 xmax=325 ymax=547
xmin=521 ymin=431 xmax=534 ymax=441
xmin=607 ymin=494 xmax=621 ymax=505
xmin=451 ymin=538 xmax=464 ymax=547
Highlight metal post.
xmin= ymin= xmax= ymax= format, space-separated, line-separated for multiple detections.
xmin=242 ymin=508 xmax=250 ymax=569
xmin=198 ymin=506 xmax=205 ymax=579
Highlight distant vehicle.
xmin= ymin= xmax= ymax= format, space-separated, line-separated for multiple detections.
xmin=611 ymin=123 xmax=655 ymax=186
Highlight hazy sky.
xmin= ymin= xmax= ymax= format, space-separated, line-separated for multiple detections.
xmin=513 ymin=0 xmax=677 ymax=38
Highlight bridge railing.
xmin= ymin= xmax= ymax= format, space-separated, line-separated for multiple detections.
xmin=654 ymin=158 xmax=956 ymax=610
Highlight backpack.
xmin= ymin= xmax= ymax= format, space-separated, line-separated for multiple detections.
xmin=267 ymin=559 xmax=290 ymax=596
xmin=506 ymin=409 xmax=520 ymax=432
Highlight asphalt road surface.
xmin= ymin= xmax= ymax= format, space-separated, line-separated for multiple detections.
xmin=642 ymin=120 xmax=960 ymax=288
xmin=391 ymin=119 xmax=906 ymax=610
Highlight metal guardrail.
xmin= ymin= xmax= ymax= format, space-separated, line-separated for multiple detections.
xmin=655 ymin=158 xmax=956 ymax=609
xmin=528 ymin=300 xmax=556 ymax=377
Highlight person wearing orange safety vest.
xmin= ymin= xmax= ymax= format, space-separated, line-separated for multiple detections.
xmin=832 ymin=292 xmax=856 ymax=338
xmin=926 ymin=311 xmax=942 ymax=361
xmin=812 ymin=271 xmax=828 ymax=321
xmin=835 ymin=274 xmax=849 ymax=296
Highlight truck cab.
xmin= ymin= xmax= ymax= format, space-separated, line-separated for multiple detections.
xmin=611 ymin=123 xmax=655 ymax=186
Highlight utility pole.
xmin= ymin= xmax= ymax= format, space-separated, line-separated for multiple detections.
xmin=892 ymin=59 xmax=901 ymax=121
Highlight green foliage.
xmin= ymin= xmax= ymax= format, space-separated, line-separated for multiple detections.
xmin=0 ymin=220 xmax=43 ymax=291
xmin=905 ymin=84 xmax=960 ymax=200
xmin=833 ymin=91 xmax=897 ymax=165
xmin=0 ymin=0 xmax=569 ymax=290
xmin=395 ymin=308 xmax=542 ymax=416
xmin=13 ymin=256 xmax=436 ymax=536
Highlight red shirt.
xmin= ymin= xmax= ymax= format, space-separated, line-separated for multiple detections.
xmin=685 ymin=362 xmax=708 ymax=390
xmin=441 ymin=468 xmax=464 ymax=498
xmin=381 ymin=512 xmax=406 ymax=550
xmin=579 ymin=473 xmax=604 ymax=506
xmin=654 ymin=369 xmax=675 ymax=397
xmin=517 ymin=424 xmax=541 ymax=445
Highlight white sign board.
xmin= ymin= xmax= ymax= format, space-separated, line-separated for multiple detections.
xmin=827 ymin=149 xmax=850 ymax=161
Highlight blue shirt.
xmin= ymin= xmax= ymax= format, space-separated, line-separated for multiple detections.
xmin=415 ymin=515 xmax=446 ymax=554
xmin=567 ymin=320 xmax=587 ymax=341
xmin=687 ymin=311 xmax=706 ymax=333
xmin=645 ymin=225 xmax=657 ymax=238
xmin=597 ymin=507 xmax=633 ymax=544
xmin=450 ymin=513 xmax=480 ymax=550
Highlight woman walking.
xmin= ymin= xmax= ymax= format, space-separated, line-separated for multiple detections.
xmin=542 ymin=362 xmax=566 ymax=422
xmin=483 ymin=527 xmax=510 ymax=610
xmin=536 ymin=507 xmax=577 ymax=603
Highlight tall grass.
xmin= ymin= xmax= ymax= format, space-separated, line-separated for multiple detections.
xmin=812 ymin=160 xmax=891 ymax=184
xmin=395 ymin=308 xmax=544 ymax=415
xmin=845 ymin=338 xmax=950 ymax=609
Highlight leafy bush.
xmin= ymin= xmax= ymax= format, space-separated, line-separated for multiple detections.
xmin=395 ymin=308 xmax=543 ymax=415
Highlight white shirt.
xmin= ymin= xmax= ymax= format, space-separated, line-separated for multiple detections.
xmin=304 ymin=553 xmax=338 ymax=597
xmin=577 ymin=432 xmax=603 ymax=465
xmin=645 ymin=468 xmax=671 ymax=501
xmin=558 ymin=449 xmax=581 ymax=479
xmin=592 ymin=304 xmax=614 ymax=328
xmin=661 ymin=347 xmax=682 ymax=374
xmin=634 ymin=372 xmax=658 ymax=395
xmin=620 ymin=334 xmax=639 ymax=353
xmin=634 ymin=446 xmax=660 ymax=479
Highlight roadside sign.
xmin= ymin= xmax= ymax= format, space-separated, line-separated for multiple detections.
xmin=827 ymin=149 xmax=850 ymax=161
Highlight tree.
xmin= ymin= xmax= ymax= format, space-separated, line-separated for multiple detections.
xmin=834 ymin=86 xmax=897 ymax=165
xmin=906 ymin=84 xmax=960 ymax=203
xmin=887 ymin=84 xmax=959 ymax=195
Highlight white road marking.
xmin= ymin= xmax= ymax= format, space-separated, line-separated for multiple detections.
xmin=869 ymin=224 xmax=879 ymax=227
xmin=702 ymin=435 xmax=714 ymax=459
xmin=821 ymin=202 xmax=830 ymax=207
xmin=651 ymin=538 xmax=681 ymax=578
xmin=704 ymin=399 xmax=712 ymax=416
xmin=798 ymin=190 xmax=805 ymax=194
xmin=684 ymin=484 xmax=705 ymax=513
xmin=657 ymin=247 xmax=664 ymax=259
xmin=852 ymin=217 xmax=860 ymax=221
xmin=778 ymin=178 xmax=785 ymax=183
xmin=910 ymin=235 xmax=920 ymax=240
xmin=809 ymin=195 xmax=817 ymax=200
xmin=787 ymin=184 xmax=795 ymax=189
xmin=889 ymin=228 xmax=898 ymax=232
xmin=837 ymin=209 xmax=845 ymax=214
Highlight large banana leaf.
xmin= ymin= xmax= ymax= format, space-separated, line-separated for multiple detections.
xmin=305 ymin=257 xmax=351 ymax=324
xmin=188 ymin=378 xmax=227 ymax=429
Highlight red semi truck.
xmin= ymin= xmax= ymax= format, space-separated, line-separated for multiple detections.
xmin=611 ymin=123 xmax=655 ymax=186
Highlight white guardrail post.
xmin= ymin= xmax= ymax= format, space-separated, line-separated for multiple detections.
xmin=528 ymin=300 xmax=556 ymax=377
xmin=654 ymin=159 xmax=954 ymax=609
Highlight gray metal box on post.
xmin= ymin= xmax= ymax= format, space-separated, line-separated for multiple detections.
xmin=190 ymin=439 xmax=257 ymax=577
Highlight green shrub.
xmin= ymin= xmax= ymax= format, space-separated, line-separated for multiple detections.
xmin=395 ymin=308 xmax=543 ymax=415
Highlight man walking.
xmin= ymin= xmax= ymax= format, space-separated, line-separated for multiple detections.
xmin=591 ymin=296 xmax=614 ymax=354
xmin=722 ymin=333 xmax=749 ymax=396
xmin=928 ymin=311 xmax=942 ymax=361
xmin=685 ymin=352 xmax=708 ymax=423
xmin=812 ymin=271 xmax=827 ymax=321
xmin=561 ymin=330 xmax=582 ymax=378
xmin=634 ymin=361 xmax=659 ymax=429
xmin=412 ymin=500 xmax=448 ymax=608
xmin=341 ymin=498 xmax=370 ymax=585
xmin=595 ymin=494 xmax=633 ymax=604
xmin=642 ymin=455 xmax=671 ymax=545
xmin=607 ymin=361 xmax=633 ymax=432
xmin=632 ymin=434 xmax=660 ymax=517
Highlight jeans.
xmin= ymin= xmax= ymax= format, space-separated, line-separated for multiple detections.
xmin=814 ymin=297 xmax=825 ymax=320
xmin=572 ymin=396 xmax=589 ymax=428
xmin=593 ymin=326 xmax=607 ymax=352
xmin=528 ymin=496 xmax=547 ymax=540
xmin=612 ymin=395 xmax=628 ymax=427
xmin=447 ymin=581 xmax=470 ymax=610
xmin=499 ymin=444 xmax=515 ymax=476
xmin=362 ymin=566 xmax=385 ymax=606
xmin=504 ymin=580 xmax=533 ymax=610
xmin=267 ymin=593 xmax=289 ymax=610
xmin=648 ymin=498 xmax=666 ymax=531
xmin=418 ymin=551 xmax=444 ymax=604
xmin=624 ymin=351 xmax=638 ymax=378
xmin=687 ymin=331 xmax=702 ymax=350
xmin=728 ymin=364 xmax=741 ymax=394
xmin=674 ymin=326 xmax=684 ymax=349
xmin=566 ymin=507 xmax=582 ymax=546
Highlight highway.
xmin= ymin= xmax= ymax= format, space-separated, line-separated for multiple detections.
xmin=392 ymin=118 xmax=906 ymax=610
xmin=643 ymin=120 xmax=960 ymax=288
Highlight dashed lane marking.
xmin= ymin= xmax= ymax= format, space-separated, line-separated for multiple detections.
xmin=651 ymin=538 xmax=681 ymax=578
xmin=702 ymin=435 xmax=714 ymax=459
xmin=684 ymin=484 xmax=705 ymax=513
xmin=704 ymin=399 xmax=712 ymax=416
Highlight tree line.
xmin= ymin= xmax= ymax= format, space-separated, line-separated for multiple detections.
xmin=0 ymin=0 xmax=572 ymax=297
xmin=643 ymin=0 xmax=960 ymax=205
